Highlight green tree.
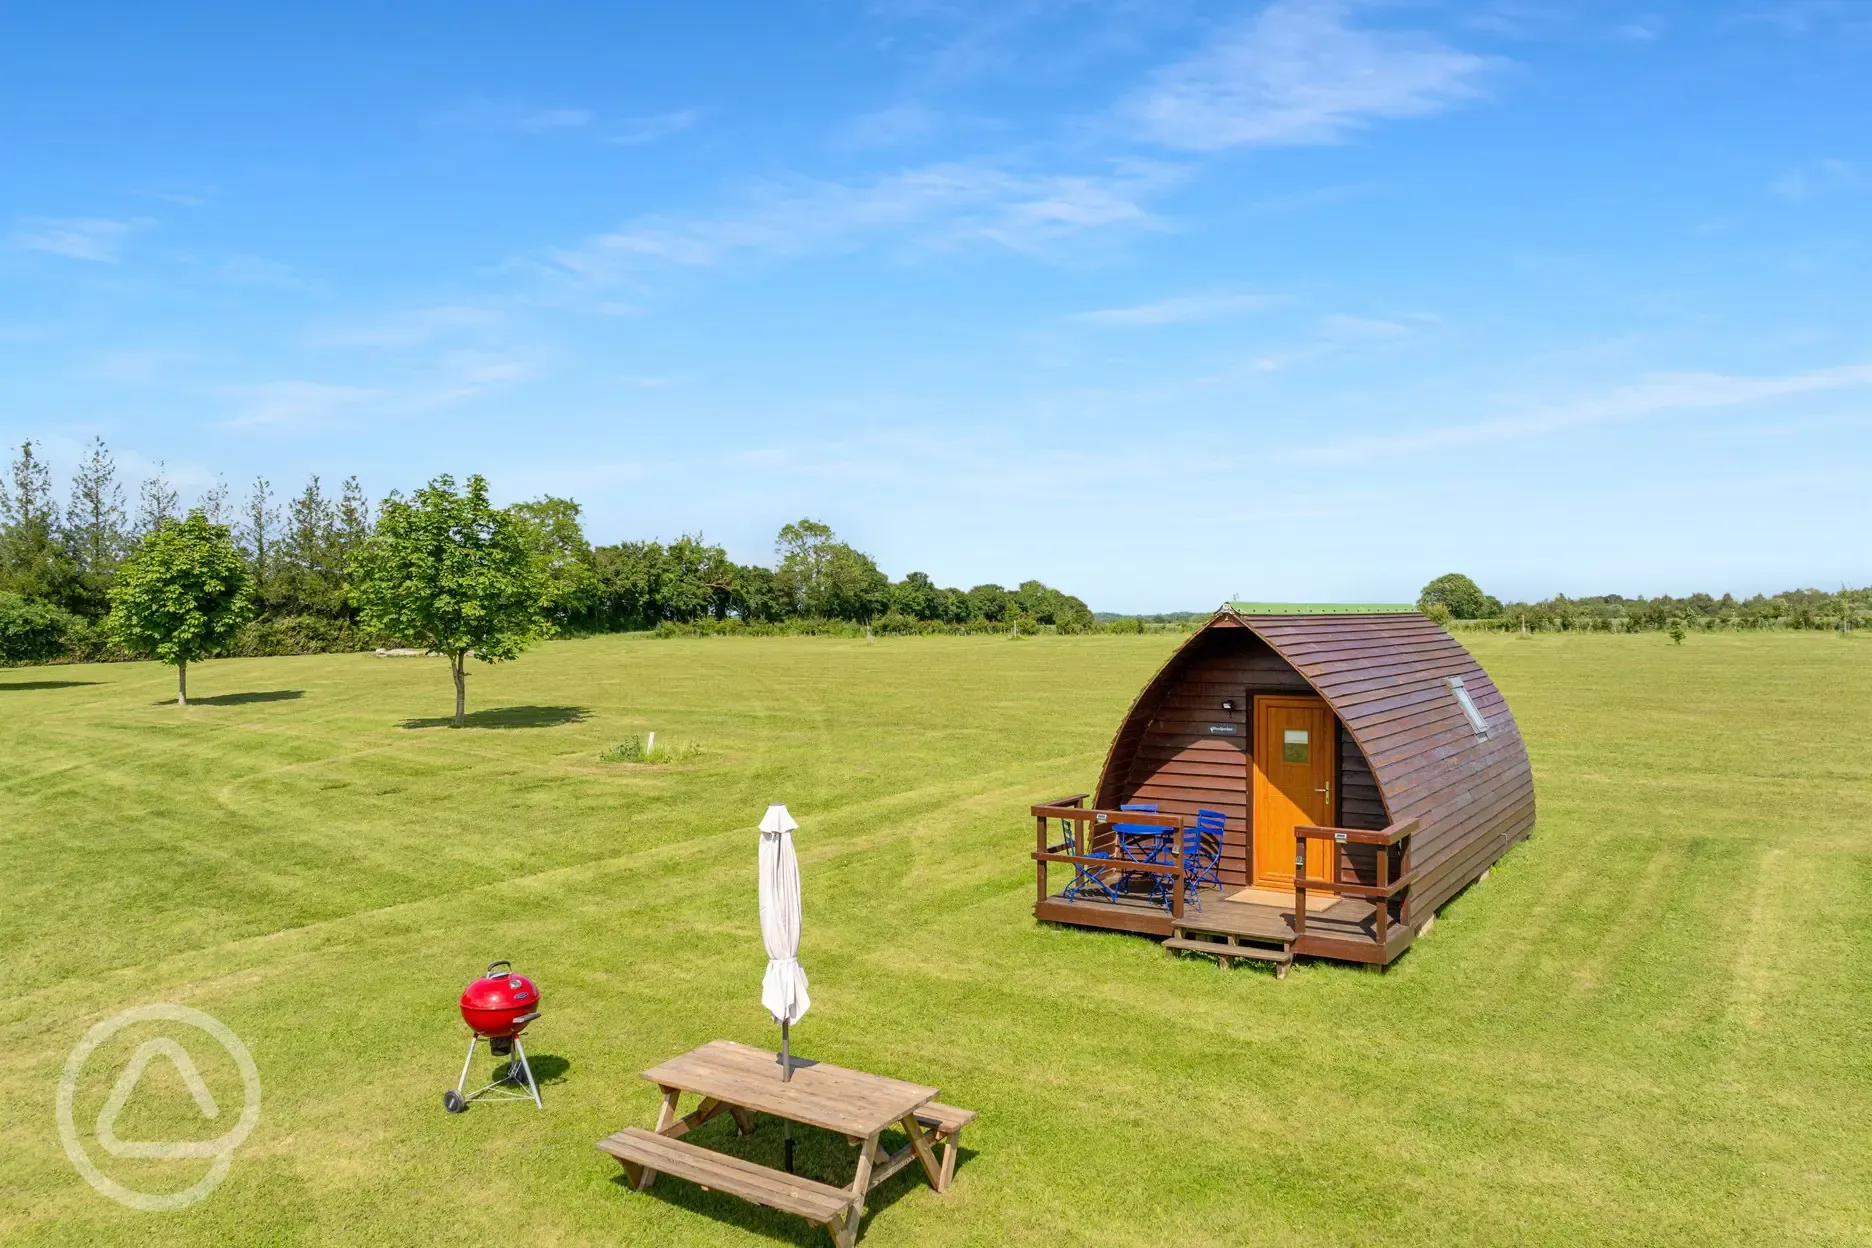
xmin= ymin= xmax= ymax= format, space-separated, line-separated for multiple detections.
xmin=1 ymin=440 xmax=79 ymax=608
xmin=64 ymin=437 xmax=128 ymax=615
xmin=241 ymin=477 xmax=280 ymax=611
xmin=108 ymin=511 xmax=254 ymax=705
xmin=591 ymin=540 xmax=660 ymax=628
xmin=659 ymin=534 xmax=734 ymax=621
xmin=134 ymin=463 xmax=180 ymax=535
xmin=774 ymin=518 xmax=836 ymax=615
xmin=349 ymin=474 xmax=549 ymax=727
xmin=332 ymin=476 xmax=372 ymax=619
xmin=280 ymin=475 xmax=340 ymax=614
xmin=197 ymin=477 xmax=232 ymax=525
xmin=0 ymin=591 xmax=73 ymax=664
xmin=1418 ymin=572 xmax=1492 ymax=619
xmin=967 ymin=583 xmax=1009 ymax=622
xmin=509 ymin=495 xmax=600 ymax=632
xmin=890 ymin=571 xmax=942 ymax=621
xmin=820 ymin=544 xmax=889 ymax=621
xmin=730 ymin=562 xmax=787 ymax=623
xmin=772 ymin=519 xmax=888 ymax=620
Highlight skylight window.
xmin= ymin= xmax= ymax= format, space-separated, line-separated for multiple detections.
xmin=1448 ymin=676 xmax=1489 ymax=738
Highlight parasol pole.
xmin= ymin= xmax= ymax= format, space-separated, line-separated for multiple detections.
xmin=782 ymin=1017 xmax=794 ymax=1172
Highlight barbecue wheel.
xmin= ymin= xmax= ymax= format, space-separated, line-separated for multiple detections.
xmin=442 ymin=1090 xmax=466 ymax=1114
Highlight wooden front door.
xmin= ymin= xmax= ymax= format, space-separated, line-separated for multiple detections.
xmin=1252 ymin=695 xmax=1337 ymax=888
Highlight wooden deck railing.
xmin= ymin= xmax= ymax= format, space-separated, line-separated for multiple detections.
xmin=1291 ymin=818 xmax=1419 ymax=948
xmin=1031 ymin=798 xmax=1190 ymax=922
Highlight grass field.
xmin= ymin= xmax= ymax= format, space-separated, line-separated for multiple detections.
xmin=3 ymin=631 xmax=1870 ymax=1246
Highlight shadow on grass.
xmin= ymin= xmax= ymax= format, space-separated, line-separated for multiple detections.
xmin=523 ymin=1053 xmax=571 ymax=1085
xmin=0 ymin=680 xmax=99 ymax=691
xmin=601 ymin=1108 xmax=970 ymax=1243
xmin=162 ymin=689 xmax=306 ymax=707
xmin=400 ymin=705 xmax=590 ymax=730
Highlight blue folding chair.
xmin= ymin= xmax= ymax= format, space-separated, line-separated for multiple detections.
xmin=1060 ymin=815 xmax=1118 ymax=903
xmin=1175 ymin=809 xmax=1227 ymax=908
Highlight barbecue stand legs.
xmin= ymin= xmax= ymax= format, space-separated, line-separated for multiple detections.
xmin=444 ymin=1033 xmax=544 ymax=1112
xmin=510 ymin=1036 xmax=543 ymax=1108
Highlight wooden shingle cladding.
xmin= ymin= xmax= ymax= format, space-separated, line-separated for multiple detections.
xmin=1092 ymin=609 xmax=1534 ymax=932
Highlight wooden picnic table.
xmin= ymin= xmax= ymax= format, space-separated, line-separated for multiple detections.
xmin=597 ymin=1039 xmax=964 ymax=1247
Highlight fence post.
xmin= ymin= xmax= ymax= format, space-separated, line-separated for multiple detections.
xmin=1170 ymin=817 xmax=1185 ymax=922
xmin=1036 ymin=813 xmax=1048 ymax=906
xmin=1293 ymin=834 xmax=1308 ymax=939
xmin=1375 ymin=838 xmax=1390 ymax=949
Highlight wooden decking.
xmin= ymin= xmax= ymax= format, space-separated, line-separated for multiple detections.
xmin=1034 ymin=885 xmax=1414 ymax=966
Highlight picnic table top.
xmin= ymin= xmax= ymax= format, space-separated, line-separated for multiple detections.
xmin=642 ymin=1040 xmax=939 ymax=1139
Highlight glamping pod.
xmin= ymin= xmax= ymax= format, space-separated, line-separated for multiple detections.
xmin=1030 ymin=605 xmax=1534 ymax=968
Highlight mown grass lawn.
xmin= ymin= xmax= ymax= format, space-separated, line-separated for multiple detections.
xmin=2 ymin=631 xmax=1869 ymax=1245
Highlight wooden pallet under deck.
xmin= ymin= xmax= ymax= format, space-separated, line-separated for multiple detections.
xmin=1034 ymin=885 xmax=1415 ymax=967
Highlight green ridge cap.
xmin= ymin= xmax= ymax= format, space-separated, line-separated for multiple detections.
xmin=1227 ymin=602 xmax=1416 ymax=615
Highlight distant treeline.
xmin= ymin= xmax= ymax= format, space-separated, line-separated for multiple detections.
xmin=0 ymin=439 xmax=1102 ymax=664
xmin=1419 ymin=573 xmax=1870 ymax=633
xmin=1483 ymin=588 xmax=1871 ymax=633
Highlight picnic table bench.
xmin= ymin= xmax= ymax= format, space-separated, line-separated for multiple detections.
xmin=597 ymin=1040 xmax=975 ymax=1247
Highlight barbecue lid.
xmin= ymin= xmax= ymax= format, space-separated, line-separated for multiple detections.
xmin=459 ymin=961 xmax=537 ymax=1012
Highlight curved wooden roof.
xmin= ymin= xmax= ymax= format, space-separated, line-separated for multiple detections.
xmin=1095 ymin=609 xmax=1535 ymax=918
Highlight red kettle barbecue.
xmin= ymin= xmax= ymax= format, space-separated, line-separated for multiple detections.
xmin=443 ymin=961 xmax=543 ymax=1113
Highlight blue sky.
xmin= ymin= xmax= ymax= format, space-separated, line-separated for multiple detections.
xmin=3 ymin=1 xmax=1868 ymax=611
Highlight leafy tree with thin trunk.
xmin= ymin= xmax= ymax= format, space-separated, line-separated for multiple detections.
xmin=109 ymin=511 xmax=253 ymax=705
xmin=349 ymin=474 xmax=548 ymax=727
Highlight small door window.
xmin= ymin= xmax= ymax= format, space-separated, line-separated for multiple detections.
xmin=1282 ymin=728 xmax=1310 ymax=763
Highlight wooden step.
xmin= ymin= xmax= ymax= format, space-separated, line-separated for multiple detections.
xmin=1172 ymin=924 xmax=1291 ymax=950
xmin=1164 ymin=937 xmax=1293 ymax=970
xmin=597 ymin=1128 xmax=853 ymax=1224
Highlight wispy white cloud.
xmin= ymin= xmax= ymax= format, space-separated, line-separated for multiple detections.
xmin=431 ymin=98 xmax=700 ymax=144
xmin=1728 ymin=2 xmax=1864 ymax=37
xmin=835 ymin=104 xmax=945 ymax=151
xmin=1073 ymin=291 xmax=1277 ymax=326
xmin=1610 ymin=14 xmax=1667 ymax=41
xmin=1770 ymin=158 xmax=1861 ymax=202
xmin=216 ymin=350 xmax=532 ymax=431
xmin=548 ymin=158 xmax=1181 ymax=278
xmin=602 ymin=108 xmax=703 ymax=146
xmin=1124 ymin=1 xmax=1498 ymax=151
xmin=303 ymin=305 xmax=500 ymax=350
xmin=11 ymin=216 xmax=143 ymax=262
xmin=216 ymin=254 xmax=313 ymax=289
xmin=218 ymin=380 xmax=386 ymax=430
xmin=1283 ymin=361 xmax=1872 ymax=462
xmin=403 ymin=350 xmax=533 ymax=412
xmin=1318 ymin=313 xmax=1410 ymax=337
xmin=132 ymin=181 xmax=215 ymax=207
xmin=866 ymin=0 xmax=1186 ymax=90
xmin=431 ymin=97 xmax=595 ymax=134
xmin=91 ymin=347 xmax=186 ymax=384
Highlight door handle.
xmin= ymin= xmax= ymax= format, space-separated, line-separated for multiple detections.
xmin=1314 ymin=780 xmax=1331 ymax=805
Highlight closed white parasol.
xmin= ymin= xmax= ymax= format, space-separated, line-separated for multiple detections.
xmin=758 ymin=803 xmax=810 ymax=1171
